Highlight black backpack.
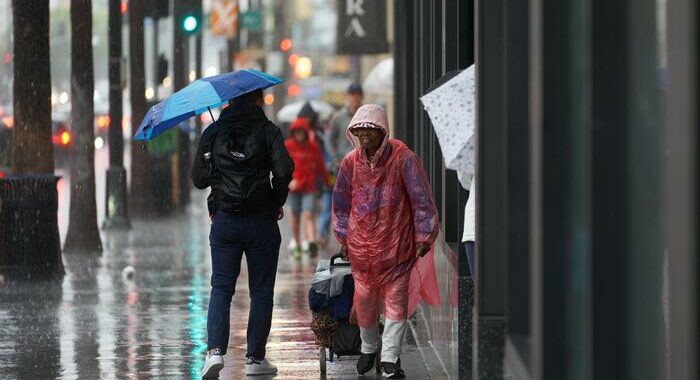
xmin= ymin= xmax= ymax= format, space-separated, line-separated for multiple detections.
xmin=201 ymin=120 xmax=272 ymax=212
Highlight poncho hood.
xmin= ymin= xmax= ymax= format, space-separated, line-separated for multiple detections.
xmin=347 ymin=104 xmax=390 ymax=166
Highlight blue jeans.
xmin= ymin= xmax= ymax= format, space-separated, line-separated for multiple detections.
xmin=317 ymin=190 xmax=332 ymax=239
xmin=207 ymin=210 xmax=281 ymax=359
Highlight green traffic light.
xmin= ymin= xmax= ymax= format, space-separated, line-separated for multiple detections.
xmin=183 ymin=15 xmax=198 ymax=32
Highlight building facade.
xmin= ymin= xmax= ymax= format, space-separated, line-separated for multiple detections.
xmin=393 ymin=1 xmax=472 ymax=379
xmin=397 ymin=0 xmax=698 ymax=379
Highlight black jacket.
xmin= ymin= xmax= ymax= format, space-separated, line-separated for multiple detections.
xmin=191 ymin=105 xmax=293 ymax=214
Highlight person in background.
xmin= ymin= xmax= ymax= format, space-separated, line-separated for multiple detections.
xmin=459 ymin=173 xmax=475 ymax=276
xmin=298 ymin=101 xmax=327 ymax=152
xmin=328 ymin=83 xmax=364 ymax=169
xmin=333 ymin=105 xmax=439 ymax=379
xmin=191 ymin=90 xmax=293 ymax=379
xmin=298 ymin=102 xmax=334 ymax=246
xmin=285 ymin=117 xmax=330 ymax=259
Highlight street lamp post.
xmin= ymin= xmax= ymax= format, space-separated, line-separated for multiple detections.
xmin=194 ymin=0 xmax=203 ymax=137
xmin=103 ymin=0 xmax=130 ymax=229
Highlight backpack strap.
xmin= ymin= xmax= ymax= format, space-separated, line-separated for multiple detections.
xmin=200 ymin=121 xmax=222 ymax=153
xmin=200 ymin=122 xmax=223 ymax=177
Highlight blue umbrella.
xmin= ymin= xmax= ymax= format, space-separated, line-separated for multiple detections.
xmin=133 ymin=69 xmax=283 ymax=141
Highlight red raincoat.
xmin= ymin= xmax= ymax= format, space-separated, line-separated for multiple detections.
xmin=285 ymin=118 xmax=329 ymax=193
xmin=332 ymin=105 xmax=440 ymax=328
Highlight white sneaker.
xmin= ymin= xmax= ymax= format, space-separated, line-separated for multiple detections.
xmin=301 ymin=240 xmax=310 ymax=252
xmin=287 ymin=239 xmax=299 ymax=250
xmin=201 ymin=348 xmax=224 ymax=379
xmin=245 ymin=357 xmax=278 ymax=376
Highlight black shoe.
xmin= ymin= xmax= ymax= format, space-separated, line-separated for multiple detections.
xmin=381 ymin=358 xmax=405 ymax=379
xmin=308 ymin=242 xmax=319 ymax=258
xmin=356 ymin=352 xmax=377 ymax=375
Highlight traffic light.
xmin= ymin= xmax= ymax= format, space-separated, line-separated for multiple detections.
xmin=182 ymin=14 xmax=199 ymax=33
xmin=179 ymin=0 xmax=202 ymax=34
xmin=146 ymin=0 xmax=170 ymax=19
xmin=280 ymin=38 xmax=293 ymax=52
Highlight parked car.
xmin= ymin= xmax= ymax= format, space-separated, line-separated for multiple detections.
xmin=51 ymin=119 xmax=73 ymax=167
xmin=0 ymin=107 xmax=109 ymax=171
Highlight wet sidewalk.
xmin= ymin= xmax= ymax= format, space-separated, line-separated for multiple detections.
xmin=0 ymin=193 xmax=446 ymax=380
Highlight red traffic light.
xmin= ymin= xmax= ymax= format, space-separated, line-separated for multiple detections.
xmin=287 ymin=84 xmax=301 ymax=97
xmin=120 ymin=1 xmax=128 ymax=14
xmin=280 ymin=38 xmax=292 ymax=52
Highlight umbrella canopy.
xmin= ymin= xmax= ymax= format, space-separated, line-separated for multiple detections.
xmin=276 ymin=100 xmax=335 ymax=123
xmin=133 ymin=69 xmax=283 ymax=140
xmin=362 ymin=58 xmax=393 ymax=96
xmin=420 ymin=65 xmax=475 ymax=176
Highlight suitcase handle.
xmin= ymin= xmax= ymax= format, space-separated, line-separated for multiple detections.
xmin=330 ymin=253 xmax=350 ymax=267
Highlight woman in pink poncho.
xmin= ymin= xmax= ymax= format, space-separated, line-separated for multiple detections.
xmin=332 ymin=104 xmax=439 ymax=378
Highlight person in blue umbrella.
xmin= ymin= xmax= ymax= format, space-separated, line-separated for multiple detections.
xmin=191 ymin=89 xmax=294 ymax=378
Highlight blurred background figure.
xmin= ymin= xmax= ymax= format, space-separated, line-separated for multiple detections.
xmin=284 ymin=117 xmax=330 ymax=259
xmin=328 ymin=83 xmax=364 ymax=170
xmin=297 ymin=101 xmax=334 ymax=247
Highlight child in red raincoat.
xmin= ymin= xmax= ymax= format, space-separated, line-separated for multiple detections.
xmin=332 ymin=104 xmax=439 ymax=379
xmin=285 ymin=117 xmax=330 ymax=258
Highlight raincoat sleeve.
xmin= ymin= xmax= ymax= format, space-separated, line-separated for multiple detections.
xmin=266 ymin=123 xmax=294 ymax=208
xmin=332 ymin=157 xmax=354 ymax=246
xmin=402 ymin=153 xmax=439 ymax=245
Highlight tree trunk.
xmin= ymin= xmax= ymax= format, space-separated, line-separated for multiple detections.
xmin=5 ymin=0 xmax=64 ymax=277
xmin=64 ymin=0 xmax=102 ymax=254
xmin=11 ymin=0 xmax=53 ymax=174
xmin=128 ymin=0 xmax=154 ymax=217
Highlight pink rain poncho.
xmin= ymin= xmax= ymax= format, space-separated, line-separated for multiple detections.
xmin=332 ymin=104 xmax=440 ymax=329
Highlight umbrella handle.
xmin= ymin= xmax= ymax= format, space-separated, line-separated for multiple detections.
xmin=208 ymin=107 xmax=216 ymax=123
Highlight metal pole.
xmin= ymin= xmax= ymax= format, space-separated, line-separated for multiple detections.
xmin=194 ymin=0 xmax=203 ymax=137
xmin=272 ymin=0 xmax=288 ymax=119
xmin=173 ymin=0 xmax=190 ymax=208
xmin=152 ymin=16 xmax=159 ymax=90
xmin=103 ymin=0 xmax=130 ymax=229
xmin=665 ymin=1 xmax=698 ymax=379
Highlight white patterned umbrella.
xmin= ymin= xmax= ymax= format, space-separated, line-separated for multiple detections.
xmin=363 ymin=58 xmax=393 ymax=96
xmin=276 ymin=100 xmax=335 ymax=123
xmin=420 ymin=65 xmax=475 ymax=176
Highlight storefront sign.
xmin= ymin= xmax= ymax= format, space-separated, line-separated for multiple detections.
xmin=336 ymin=0 xmax=389 ymax=55
xmin=209 ymin=0 xmax=239 ymax=38
xmin=240 ymin=11 xmax=262 ymax=30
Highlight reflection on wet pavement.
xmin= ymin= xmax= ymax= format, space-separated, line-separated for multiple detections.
xmin=1 ymin=193 xmax=430 ymax=379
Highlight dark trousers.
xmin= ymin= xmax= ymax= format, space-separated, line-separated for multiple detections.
xmin=207 ymin=210 xmax=281 ymax=359
xmin=464 ymin=241 xmax=475 ymax=278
